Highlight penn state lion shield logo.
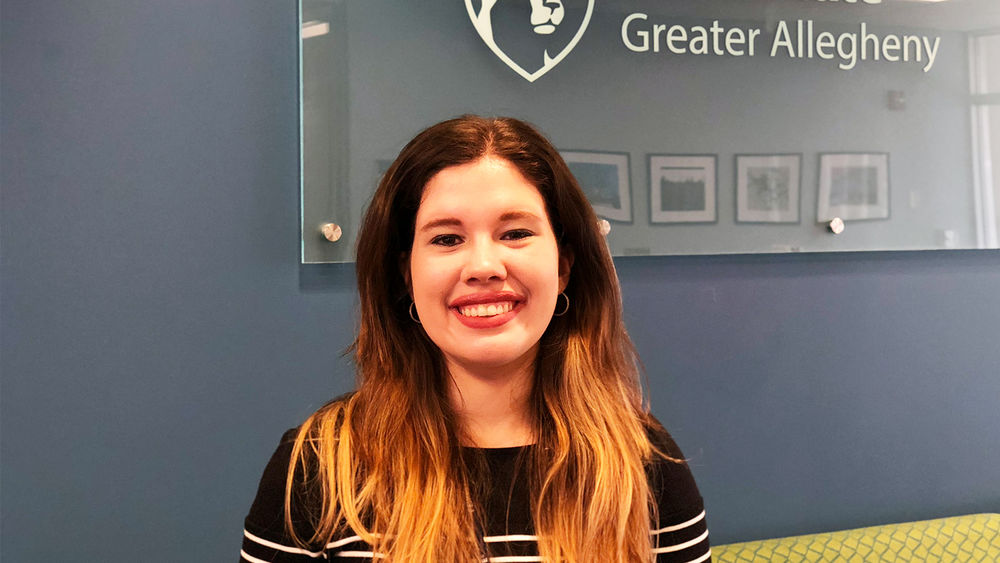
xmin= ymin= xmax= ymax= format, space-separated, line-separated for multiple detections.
xmin=465 ymin=0 xmax=595 ymax=82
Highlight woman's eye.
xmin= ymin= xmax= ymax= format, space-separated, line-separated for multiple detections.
xmin=430 ymin=234 xmax=462 ymax=247
xmin=502 ymin=229 xmax=534 ymax=241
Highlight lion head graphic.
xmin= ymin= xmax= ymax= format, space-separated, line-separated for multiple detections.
xmin=466 ymin=0 xmax=594 ymax=82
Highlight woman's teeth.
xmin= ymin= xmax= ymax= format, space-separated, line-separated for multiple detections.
xmin=458 ymin=302 xmax=514 ymax=317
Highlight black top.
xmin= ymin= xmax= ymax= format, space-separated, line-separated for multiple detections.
xmin=241 ymin=427 xmax=710 ymax=562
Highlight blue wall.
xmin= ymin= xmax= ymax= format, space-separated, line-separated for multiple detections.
xmin=2 ymin=1 xmax=998 ymax=561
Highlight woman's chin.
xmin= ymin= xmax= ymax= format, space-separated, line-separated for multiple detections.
xmin=443 ymin=344 xmax=540 ymax=377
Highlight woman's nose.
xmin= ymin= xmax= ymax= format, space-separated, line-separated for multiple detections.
xmin=464 ymin=240 xmax=507 ymax=282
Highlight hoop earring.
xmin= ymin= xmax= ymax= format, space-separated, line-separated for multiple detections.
xmin=409 ymin=301 xmax=421 ymax=324
xmin=553 ymin=292 xmax=570 ymax=317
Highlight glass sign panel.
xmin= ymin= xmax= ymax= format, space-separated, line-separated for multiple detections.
xmin=300 ymin=0 xmax=1000 ymax=263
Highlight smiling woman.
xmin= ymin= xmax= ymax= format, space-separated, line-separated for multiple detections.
xmin=409 ymin=156 xmax=570 ymax=409
xmin=240 ymin=116 xmax=710 ymax=563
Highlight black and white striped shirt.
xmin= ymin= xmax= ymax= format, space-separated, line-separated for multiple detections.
xmin=241 ymin=428 xmax=710 ymax=562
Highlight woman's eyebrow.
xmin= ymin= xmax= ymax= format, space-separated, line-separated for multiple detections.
xmin=498 ymin=210 xmax=544 ymax=222
xmin=419 ymin=217 xmax=462 ymax=232
xmin=419 ymin=211 xmax=542 ymax=232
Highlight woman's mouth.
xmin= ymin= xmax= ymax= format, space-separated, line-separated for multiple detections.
xmin=450 ymin=294 xmax=523 ymax=328
xmin=458 ymin=301 xmax=515 ymax=318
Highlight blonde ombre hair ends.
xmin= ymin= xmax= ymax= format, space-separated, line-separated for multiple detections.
xmin=285 ymin=116 xmax=666 ymax=562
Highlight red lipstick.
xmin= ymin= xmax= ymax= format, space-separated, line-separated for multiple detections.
xmin=450 ymin=292 xmax=524 ymax=329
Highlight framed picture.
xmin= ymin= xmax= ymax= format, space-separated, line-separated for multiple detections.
xmin=817 ymin=152 xmax=890 ymax=222
xmin=561 ymin=150 xmax=632 ymax=223
xmin=735 ymin=154 xmax=801 ymax=223
xmin=648 ymin=155 xmax=717 ymax=223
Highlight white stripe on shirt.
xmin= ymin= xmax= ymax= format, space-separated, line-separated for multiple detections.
xmin=483 ymin=534 xmax=538 ymax=543
xmin=244 ymin=529 xmax=326 ymax=557
xmin=240 ymin=549 xmax=275 ymax=563
xmin=651 ymin=510 xmax=706 ymax=535
xmin=652 ymin=529 xmax=709 ymax=554
xmin=247 ymin=523 xmax=710 ymax=561
xmin=326 ymin=535 xmax=365 ymax=549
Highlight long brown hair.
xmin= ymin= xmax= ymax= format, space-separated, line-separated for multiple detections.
xmin=286 ymin=115 xmax=662 ymax=561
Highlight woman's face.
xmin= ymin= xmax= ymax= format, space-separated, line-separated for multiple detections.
xmin=408 ymin=156 xmax=570 ymax=378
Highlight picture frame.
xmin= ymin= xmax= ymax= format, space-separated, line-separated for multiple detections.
xmin=560 ymin=150 xmax=632 ymax=223
xmin=735 ymin=154 xmax=801 ymax=223
xmin=648 ymin=154 xmax=717 ymax=223
xmin=817 ymin=152 xmax=890 ymax=222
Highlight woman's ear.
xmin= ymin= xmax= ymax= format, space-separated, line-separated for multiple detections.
xmin=399 ymin=253 xmax=412 ymax=296
xmin=558 ymin=248 xmax=573 ymax=293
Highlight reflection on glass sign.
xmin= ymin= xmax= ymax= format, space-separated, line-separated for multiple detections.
xmin=300 ymin=0 xmax=1000 ymax=263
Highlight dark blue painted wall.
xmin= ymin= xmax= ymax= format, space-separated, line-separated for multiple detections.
xmin=2 ymin=2 xmax=998 ymax=561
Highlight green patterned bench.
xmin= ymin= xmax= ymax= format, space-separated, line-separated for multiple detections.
xmin=713 ymin=513 xmax=1000 ymax=562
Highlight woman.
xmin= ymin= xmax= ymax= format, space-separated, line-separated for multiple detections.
xmin=241 ymin=116 xmax=710 ymax=562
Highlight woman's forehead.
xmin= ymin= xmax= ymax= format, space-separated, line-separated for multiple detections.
xmin=416 ymin=157 xmax=547 ymax=222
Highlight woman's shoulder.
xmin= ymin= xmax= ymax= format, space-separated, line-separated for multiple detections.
xmin=248 ymin=393 xmax=357 ymax=508
xmin=242 ymin=424 xmax=350 ymax=561
xmin=243 ymin=393 xmax=357 ymax=551
xmin=644 ymin=415 xmax=686 ymax=460
xmin=642 ymin=415 xmax=710 ymax=560
xmin=643 ymin=415 xmax=705 ymax=516
xmin=243 ymin=428 xmax=310 ymax=540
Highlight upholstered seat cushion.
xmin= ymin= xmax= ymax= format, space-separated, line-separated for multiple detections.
xmin=713 ymin=513 xmax=1000 ymax=562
